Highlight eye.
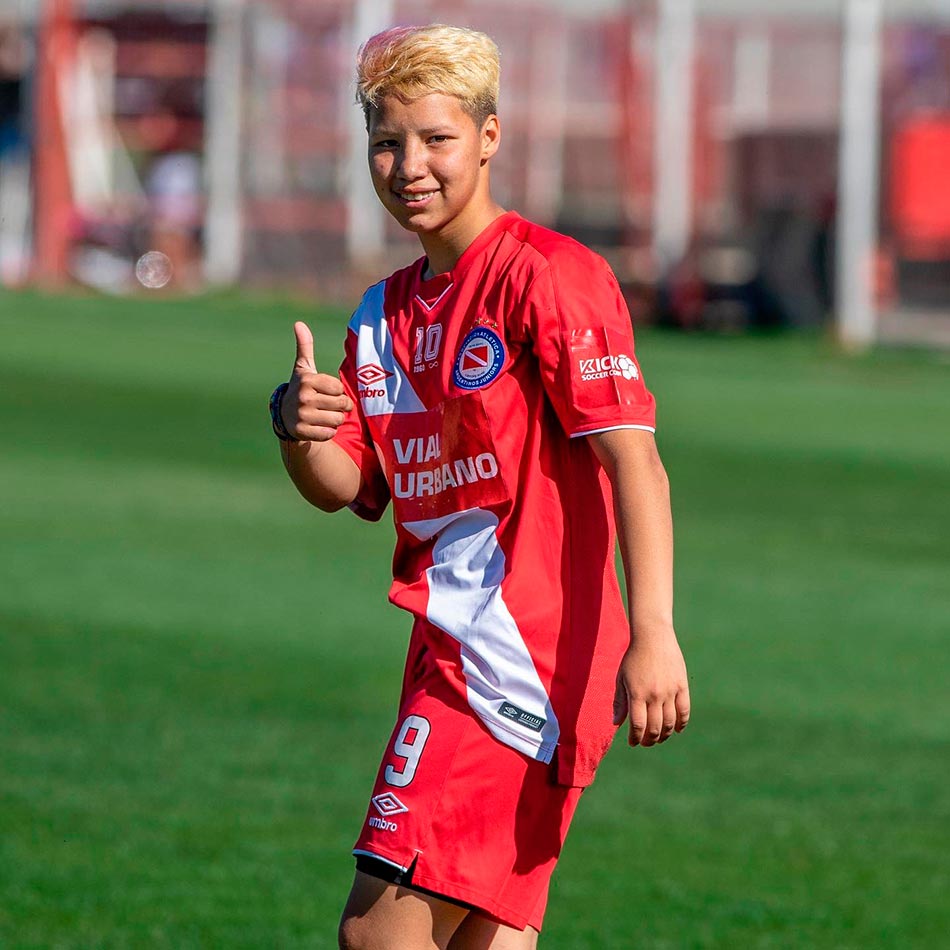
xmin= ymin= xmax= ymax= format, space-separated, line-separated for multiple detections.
xmin=428 ymin=135 xmax=451 ymax=144
xmin=372 ymin=139 xmax=398 ymax=149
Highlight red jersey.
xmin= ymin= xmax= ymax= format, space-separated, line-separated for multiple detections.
xmin=334 ymin=212 xmax=656 ymax=786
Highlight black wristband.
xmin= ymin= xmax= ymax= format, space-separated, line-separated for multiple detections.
xmin=269 ymin=382 xmax=298 ymax=442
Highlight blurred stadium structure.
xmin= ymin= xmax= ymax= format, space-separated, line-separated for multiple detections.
xmin=2 ymin=0 xmax=950 ymax=345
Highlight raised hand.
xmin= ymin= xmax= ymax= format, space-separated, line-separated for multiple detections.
xmin=281 ymin=321 xmax=354 ymax=443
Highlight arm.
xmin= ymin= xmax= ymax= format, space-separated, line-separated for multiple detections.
xmin=277 ymin=321 xmax=362 ymax=512
xmin=589 ymin=428 xmax=691 ymax=747
xmin=279 ymin=439 xmax=361 ymax=513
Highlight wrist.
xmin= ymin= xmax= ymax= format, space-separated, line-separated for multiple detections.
xmin=269 ymin=383 xmax=298 ymax=442
xmin=629 ymin=617 xmax=676 ymax=644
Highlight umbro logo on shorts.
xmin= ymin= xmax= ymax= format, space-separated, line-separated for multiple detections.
xmin=499 ymin=702 xmax=546 ymax=733
xmin=372 ymin=792 xmax=409 ymax=817
xmin=368 ymin=793 xmax=408 ymax=832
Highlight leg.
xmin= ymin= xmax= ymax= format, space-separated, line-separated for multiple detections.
xmin=348 ymin=682 xmax=581 ymax=946
xmin=447 ymin=912 xmax=539 ymax=950
xmin=339 ymin=870 xmax=470 ymax=950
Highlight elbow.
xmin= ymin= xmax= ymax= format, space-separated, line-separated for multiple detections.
xmin=312 ymin=497 xmax=350 ymax=514
xmin=643 ymin=451 xmax=671 ymax=501
xmin=650 ymin=451 xmax=670 ymax=489
xmin=612 ymin=443 xmax=671 ymax=502
xmin=303 ymin=489 xmax=353 ymax=514
xmin=291 ymin=478 xmax=356 ymax=513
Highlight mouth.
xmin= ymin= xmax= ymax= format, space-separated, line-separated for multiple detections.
xmin=394 ymin=189 xmax=439 ymax=208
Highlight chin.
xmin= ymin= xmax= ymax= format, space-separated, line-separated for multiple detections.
xmin=393 ymin=211 xmax=447 ymax=235
xmin=389 ymin=213 xmax=426 ymax=233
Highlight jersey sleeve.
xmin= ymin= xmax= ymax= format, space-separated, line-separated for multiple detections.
xmin=334 ymin=333 xmax=391 ymax=522
xmin=522 ymin=248 xmax=656 ymax=438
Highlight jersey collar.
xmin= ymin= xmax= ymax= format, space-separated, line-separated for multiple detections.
xmin=416 ymin=211 xmax=521 ymax=304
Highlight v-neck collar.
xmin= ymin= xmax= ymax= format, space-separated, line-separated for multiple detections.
xmin=415 ymin=211 xmax=520 ymax=307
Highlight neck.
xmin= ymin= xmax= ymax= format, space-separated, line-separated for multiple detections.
xmin=420 ymin=199 xmax=506 ymax=277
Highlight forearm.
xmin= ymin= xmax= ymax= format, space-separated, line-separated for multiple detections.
xmin=591 ymin=430 xmax=675 ymax=640
xmin=615 ymin=452 xmax=674 ymax=638
xmin=590 ymin=428 xmax=689 ymax=745
xmin=280 ymin=438 xmax=361 ymax=512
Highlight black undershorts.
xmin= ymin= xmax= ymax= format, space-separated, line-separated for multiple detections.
xmin=355 ymin=854 xmax=473 ymax=911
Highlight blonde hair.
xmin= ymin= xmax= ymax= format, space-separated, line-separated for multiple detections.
xmin=356 ymin=24 xmax=500 ymax=127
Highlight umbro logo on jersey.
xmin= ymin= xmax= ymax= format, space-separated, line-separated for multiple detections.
xmin=371 ymin=792 xmax=409 ymax=817
xmin=453 ymin=327 xmax=505 ymax=390
xmin=356 ymin=363 xmax=393 ymax=385
xmin=578 ymin=354 xmax=639 ymax=382
xmin=356 ymin=363 xmax=394 ymax=399
xmin=499 ymin=702 xmax=546 ymax=733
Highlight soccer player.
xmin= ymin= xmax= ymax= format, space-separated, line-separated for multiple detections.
xmin=270 ymin=24 xmax=690 ymax=950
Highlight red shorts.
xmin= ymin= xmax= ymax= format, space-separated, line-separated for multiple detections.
xmin=352 ymin=672 xmax=584 ymax=931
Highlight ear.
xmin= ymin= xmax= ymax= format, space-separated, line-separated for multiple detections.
xmin=480 ymin=114 xmax=501 ymax=162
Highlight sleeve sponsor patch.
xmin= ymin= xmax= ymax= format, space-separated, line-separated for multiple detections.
xmin=568 ymin=327 xmax=646 ymax=411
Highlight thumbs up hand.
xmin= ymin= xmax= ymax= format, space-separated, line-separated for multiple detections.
xmin=280 ymin=321 xmax=354 ymax=443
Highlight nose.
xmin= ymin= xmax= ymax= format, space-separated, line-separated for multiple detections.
xmin=396 ymin=139 xmax=427 ymax=182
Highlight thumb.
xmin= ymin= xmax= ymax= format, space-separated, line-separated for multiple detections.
xmin=293 ymin=321 xmax=316 ymax=372
xmin=612 ymin=677 xmax=628 ymax=726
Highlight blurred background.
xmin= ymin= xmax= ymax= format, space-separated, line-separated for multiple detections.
xmin=2 ymin=0 xmax=949 ymax=341
xmin=2 ymin=1 xmax=949 ymax=948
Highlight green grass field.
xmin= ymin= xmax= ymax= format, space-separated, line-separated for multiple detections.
xmin=1 ymin=290 xmax=948 ymax=948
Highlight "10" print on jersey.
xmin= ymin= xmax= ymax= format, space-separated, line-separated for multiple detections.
xmin=414 ymin=324 xmax=443 ymax=370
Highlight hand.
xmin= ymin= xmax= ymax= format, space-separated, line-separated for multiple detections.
xmin=281 ymin=321 xmax=353 ymax=443
xmin=613 ymin=629 xmax=690 ymax=747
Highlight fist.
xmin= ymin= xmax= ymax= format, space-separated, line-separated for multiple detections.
xmin=281 ymin=321 xmax=353 ymax=443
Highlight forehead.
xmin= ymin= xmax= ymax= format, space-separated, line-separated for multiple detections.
xmin=368 ymin=92 xmax=476 ymax=133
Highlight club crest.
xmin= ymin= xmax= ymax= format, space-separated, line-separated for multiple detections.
xmin=453 ymin=327 xmax=505 ymax=390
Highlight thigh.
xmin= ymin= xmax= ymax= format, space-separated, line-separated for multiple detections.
xmin=352 ymin=682 xmax=583 ymax=932
xmin=448 ymin=913 xmax=539 ymax=950
xmin=339 ymin=870 xmax=469 ymax=950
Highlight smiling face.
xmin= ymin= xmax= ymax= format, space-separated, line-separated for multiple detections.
xmin=367 ymin=92 xmax=502 ymax=273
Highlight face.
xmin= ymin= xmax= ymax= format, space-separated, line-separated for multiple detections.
xmin=367 ymin=93 xmax=500 ymax=242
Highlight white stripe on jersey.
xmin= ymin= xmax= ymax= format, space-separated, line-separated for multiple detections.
xmin=570 ymin=423 xmax=656 ymax=438
xmin=404 ymin=508 xmax=560 ymax=763
xmin=349 ymin=281 xmax=426 ymax=417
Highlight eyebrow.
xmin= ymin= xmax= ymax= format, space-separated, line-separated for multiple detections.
xmin=370 ymin=126 xmax=456 ymax=137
